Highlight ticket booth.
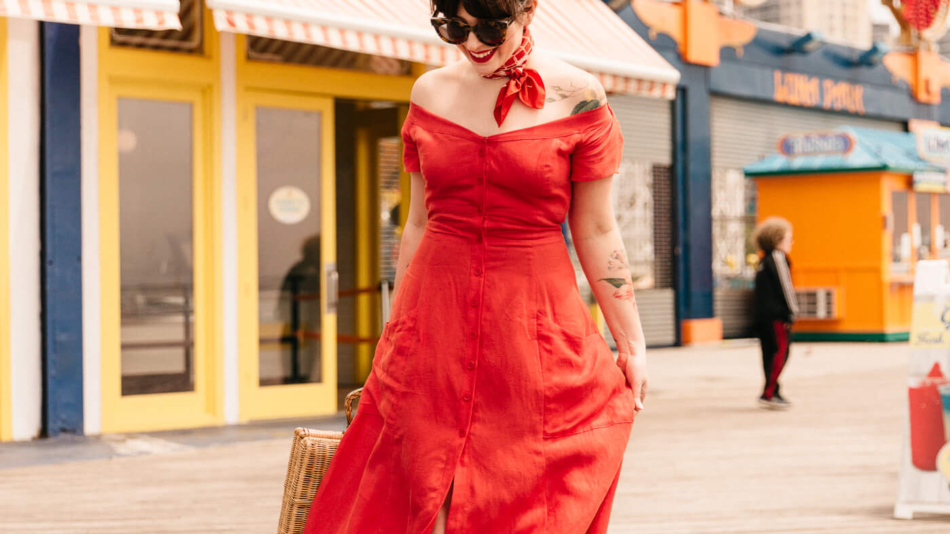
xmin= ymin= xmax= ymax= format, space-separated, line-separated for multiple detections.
xmin=744 ymin=127 xmax=950 ymax=341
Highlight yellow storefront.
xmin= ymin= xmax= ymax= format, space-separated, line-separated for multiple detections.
xmin=1 ymin=12 xmax=42 ymax=442
xmin=80 ymin=0 xmax=680 ymax=434
xmin=0 ymin=18 xmax=9 ymax=441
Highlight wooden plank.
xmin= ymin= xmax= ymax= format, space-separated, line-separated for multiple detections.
xmin=2 ymin=342 xmax=949 ymax=532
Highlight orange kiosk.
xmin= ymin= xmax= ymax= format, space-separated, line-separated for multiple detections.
xmin=744 ymin=127 xmax=950 ymax=341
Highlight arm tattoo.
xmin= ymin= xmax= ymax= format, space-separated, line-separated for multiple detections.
xmin=599 ymin=250 xmax=638 ymax=306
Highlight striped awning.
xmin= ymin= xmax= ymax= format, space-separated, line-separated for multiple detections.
xmin=207 ymin=0 xmax=679 ymax=99
xmin=0 ymin=0 xmax=181 ymax=30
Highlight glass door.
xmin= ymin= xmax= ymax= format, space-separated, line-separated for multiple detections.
xmin=100 ymin=82 xmax=220 ymax=433
xmin=238 ymin=91 xmax=337 ymax=420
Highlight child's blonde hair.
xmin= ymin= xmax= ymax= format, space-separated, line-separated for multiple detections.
xmin=753 ymin=217 xmax=792 ymax=253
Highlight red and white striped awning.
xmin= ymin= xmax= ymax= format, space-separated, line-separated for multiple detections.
xmin=207 ymin=0 xmax=679 ymax=99
xmin=0 ymin=0 xmax=181 ymax=30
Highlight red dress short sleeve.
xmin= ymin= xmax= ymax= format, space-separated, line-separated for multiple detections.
xmin=401 ymin=117 xmax=421 ymax=173
xmin=570 ymin=106 xmax=624 ymax=182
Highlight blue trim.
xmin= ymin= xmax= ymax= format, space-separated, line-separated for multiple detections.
xmin=672 ymin=88 xmax=687 ymax=344
xmin=676 ymin=66 xmax=715 ymax=320
xmin=40 ymin=23 xmax=83 ymax=437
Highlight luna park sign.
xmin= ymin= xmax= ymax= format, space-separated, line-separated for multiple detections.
xmin=772 ymin=70 xmax=867 ymax=115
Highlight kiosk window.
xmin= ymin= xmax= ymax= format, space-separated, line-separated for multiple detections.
xmin=940 ymin=195 xmax=950 ymax=258
xmin=892 ymin=191 xmax=910 ymax=272
xmin=917 ymin=193 xmax=933 ymax=261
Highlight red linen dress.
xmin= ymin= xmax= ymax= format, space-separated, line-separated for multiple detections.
xmin=303 ymin=103 xmax=636 ymax=534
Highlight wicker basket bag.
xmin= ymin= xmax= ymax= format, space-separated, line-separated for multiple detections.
xmin=276 ymin=388 xmax=362 ymax=534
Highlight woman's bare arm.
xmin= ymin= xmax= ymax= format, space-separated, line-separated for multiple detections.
xmin=569 ymin=176 xmax=648 ymax=413
xmin=392 ymin=173 xmax=427 ymax=300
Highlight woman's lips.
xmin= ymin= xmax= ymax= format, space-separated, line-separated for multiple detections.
xmin=467 ymin=47 xmax=497 ymax=64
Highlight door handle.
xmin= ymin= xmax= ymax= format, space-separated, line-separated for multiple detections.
xmin=325 ymin=263 xmax=339 ymax=314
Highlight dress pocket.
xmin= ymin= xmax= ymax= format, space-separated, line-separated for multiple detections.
xmin=388 ymin=266 xmax=423 ymax=323
xmin=372 ymin=307 xmax=420 ymax=411
xmin=537 ymin=312 xmax=635 ymax=438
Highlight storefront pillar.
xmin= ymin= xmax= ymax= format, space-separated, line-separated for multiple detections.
xmin=41 ymin=22 xmax=84 ymax=436
xmin=673 ymin=67 xmax=722 ymax=344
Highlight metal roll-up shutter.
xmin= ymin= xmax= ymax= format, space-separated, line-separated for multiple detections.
xmin=613 ymin=94 xmax=673 ymax=166
xmin=610 ymin=95 xmax=676 ymax=347
xmin=710 ymin=96 xmax=904 ymax=338
xmin=711 ymin=97 xmax=904 ymax=170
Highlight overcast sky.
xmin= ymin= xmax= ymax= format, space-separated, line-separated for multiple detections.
xmin=868 ymin=0 xmax=897 ymax=31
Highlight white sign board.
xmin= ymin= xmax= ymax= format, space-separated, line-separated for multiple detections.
xmin=917 ymin=127 xmax=950 ymax=164
xmin=895 ymin=260 xmax=950 ymax=519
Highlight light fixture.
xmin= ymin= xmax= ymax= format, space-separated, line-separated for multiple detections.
xmin=855 ymin=41 xmax=889 ymax=66
xmin=786 ymin=31 xmax=826 ymax=54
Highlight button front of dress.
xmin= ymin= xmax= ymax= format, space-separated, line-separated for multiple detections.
xmin=304 ymin=103 xmax=635 ymax=534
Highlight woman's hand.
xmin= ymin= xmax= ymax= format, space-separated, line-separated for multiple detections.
xmin=618 ymin=343 xmax=648 ymax=414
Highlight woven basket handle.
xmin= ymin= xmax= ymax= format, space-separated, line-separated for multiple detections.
xmin=345 ymin=388 xmax=363 ymax=426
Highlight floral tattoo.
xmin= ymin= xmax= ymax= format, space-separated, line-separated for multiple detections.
xmin=545 ymin=76 xmax=606 ymax=116
xmin=599 ymin=250 xmax=637 ymax=305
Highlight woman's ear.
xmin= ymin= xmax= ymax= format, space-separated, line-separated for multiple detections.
xmin=523 ymin=0 xmax=538 ymax=26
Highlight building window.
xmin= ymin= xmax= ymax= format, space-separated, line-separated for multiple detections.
xmin=613 ymin=161 xmax=656 ymax=289
xmin=916 ymin=192 xmax=933 ymax=261
xmin=378 ymin=137 xmax=402 ymax=283
xmin=110 ymin=0 xmax=203 ymax=54
xmin=255 ymin=107 xmax=325 ymax=386
xmin=713 ymin=169 xmax=757 ymax=288
xmin=247 ymin=37 xmax=413 ymax=76
xmin=940 ymin=194 xmax=950 ymax=258
xmin=567 ymin=160 xmax=672 ymax=300
xmin=892 ymin=191 xmax=910 ymax=273
xmin=118 ymin=98 xmax=196 ymax=396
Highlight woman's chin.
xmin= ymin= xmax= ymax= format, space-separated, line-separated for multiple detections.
xmin=470 ymin=62 xmax=496 ymax=75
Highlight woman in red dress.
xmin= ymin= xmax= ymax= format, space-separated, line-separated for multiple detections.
xmin=303 ymin=1 xmax=649 ymax=532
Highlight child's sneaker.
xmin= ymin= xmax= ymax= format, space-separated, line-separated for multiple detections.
xmin=758 ymin=395 xmax=791 ymax=410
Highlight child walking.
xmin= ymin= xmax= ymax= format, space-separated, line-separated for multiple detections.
xmin=753 ymin=217 xmax=798 ymax=410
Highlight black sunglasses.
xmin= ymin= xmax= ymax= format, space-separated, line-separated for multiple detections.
xmin=430 ymin=16 xmax=514 ymax=47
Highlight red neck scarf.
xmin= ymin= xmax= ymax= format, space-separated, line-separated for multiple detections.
xmin=482 ymin=27 xmax=545 ymax=127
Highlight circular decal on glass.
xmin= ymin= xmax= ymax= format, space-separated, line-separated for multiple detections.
xmin=268 ymin=186 xmax=311 ymax=225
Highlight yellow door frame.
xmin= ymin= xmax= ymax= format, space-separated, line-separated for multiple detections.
xmin=354 ymin=117 xmax=407 ymax=383
xmin=354 ymin=125 xmax=375 ymax=384
xmin=0 ymin=18 xmax=11 ymax=441
xmin=234 ymin=34 xmax=418 ymax=416
xmin=97 ymin=14 xmax=223 ymax=433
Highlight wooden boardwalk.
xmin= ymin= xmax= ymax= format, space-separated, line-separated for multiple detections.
xmin=2 ymin=342 xmax=949 ymax=533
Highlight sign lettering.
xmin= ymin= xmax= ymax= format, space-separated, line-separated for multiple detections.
xmin=778 ymin=131 xmax=857 ymax=157
xmin=917 ymin=127 xmax=950 ymax=164
xmin=773 ymin=70 xmax=866 ymax=115
xmin=913 ymin=171 xmax=950 ymax=193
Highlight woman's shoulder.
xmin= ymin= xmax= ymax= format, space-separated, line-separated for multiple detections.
xmin=534 ymin=54 xmax=608 ymax=119
xmin=409 ymin=63 xmax=467 ymax=110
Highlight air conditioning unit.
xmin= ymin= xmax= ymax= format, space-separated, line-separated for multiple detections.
xmin=796 ymin=288 xmax=839 ymax=320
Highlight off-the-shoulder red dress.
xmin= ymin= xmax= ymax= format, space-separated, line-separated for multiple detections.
xmin=303 ymin=102 xmax=636 ymax=534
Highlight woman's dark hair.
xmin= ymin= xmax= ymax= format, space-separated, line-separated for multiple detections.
xmin=430 ymin=0 xmax=532 ymax=20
